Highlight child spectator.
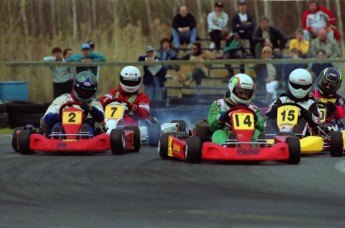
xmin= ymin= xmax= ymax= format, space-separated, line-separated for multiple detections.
xmin=289 ymin=28 xmax=310 ymax=58
xmin=309 ymin=29 xmax=341 ymax=58
xmin=171 ymin=6 xmax=197 ymax=49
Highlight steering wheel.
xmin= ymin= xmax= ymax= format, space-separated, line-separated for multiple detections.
xmin=225 ymin=106 xmax=257 ymax=124
xmin=103 ymin=98 xmax=132 ymax=114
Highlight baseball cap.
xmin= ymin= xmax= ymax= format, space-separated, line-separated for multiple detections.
xmin=146 ymin=45 xmax=154 ymax=52
xmin=238 ymin=0 xmax=247 ymax=4
xmin=87 ymin=40 xmax=95 ymax=48
xmin=81 ymin=43 xmax=90 ymax=50
xmin=215 ymin=1 xmax=224 ymax=7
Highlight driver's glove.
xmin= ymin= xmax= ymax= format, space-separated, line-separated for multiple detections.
xmin=218 ymin=111 xmax=230 ymax=123
xmin=325 ymin=102 xmax=337 ymax=113
xmin=126 ymin=103 xmax=138 ymax=112
xmin=81 ymin=103 xmax=91 ymax=116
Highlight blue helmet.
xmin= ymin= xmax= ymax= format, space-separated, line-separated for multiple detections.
xmin=73 ymin=71 xmax=98 ymax=102
xmin=318 ymin=67 xmax=342 ymax=96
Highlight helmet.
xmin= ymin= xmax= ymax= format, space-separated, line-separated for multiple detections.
xmin=318 ymin=67 xmax=342 ymax=96
xmin=227 ymin=73 xmax=254 ymax=106
xmin=73 ymin=71 xmax=98 ymax=102
xmin=119 ymin=66 xmax=142 ymax=93
xmin=288 ymin=68 xmax=312 ymax=99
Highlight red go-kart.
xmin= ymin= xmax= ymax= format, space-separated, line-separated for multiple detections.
xmin=13 ymin=101 xmax=137 ymax=155
xmin=158 ymin=107 xmax=301 ymax=164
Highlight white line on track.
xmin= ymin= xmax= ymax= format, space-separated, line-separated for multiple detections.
xmin=335 ymin=160 xmax=345 ymax=174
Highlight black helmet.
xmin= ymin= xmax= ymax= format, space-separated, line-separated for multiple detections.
xmin=318 ymin=67 xmax=342 ymax=96
xmin=73 ymin=71 xmax=98 ymax=102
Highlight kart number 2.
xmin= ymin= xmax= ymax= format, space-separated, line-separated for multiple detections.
xmin=62 ymin=111 xmax=82 ymax=124
xmin=233 ymin=113 xmax=254 ymax=130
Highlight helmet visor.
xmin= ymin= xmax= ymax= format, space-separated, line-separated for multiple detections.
xmin=120 ymin=76 xmax=141 ymax=87
xmin=320 ymin=77 xmax=339 ymax=93
xmin=233 ymin=88 xmax=253 ymax=100
xmin=289 ymin=81 xmax=311 ymax=90
xmin=74 ymin=85 xmax=95 ymax=99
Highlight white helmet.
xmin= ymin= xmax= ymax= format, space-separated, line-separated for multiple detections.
xmin=288 ymin=68 xmax=312 ymax=99
xmin=228 ymin=73 xmax=254 ymax=105
xmin=119 ymin=66 xmax=142 ymax=93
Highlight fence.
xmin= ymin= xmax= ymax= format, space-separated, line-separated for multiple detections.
xmin=3 ymin=58 xmax=345 ymax=104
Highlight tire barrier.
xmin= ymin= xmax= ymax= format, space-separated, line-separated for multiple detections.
xmin=6 ymin=101 xmax=50 ymax=128
xmin=0 ymin=103 xmax=8 ymax=128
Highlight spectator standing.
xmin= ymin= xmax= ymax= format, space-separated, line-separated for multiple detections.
xmin=289 ymin=28 xmax=310 ymax=58
xmin=207 ymin=1 xmax=229 ymax=53
xmin=302 ymin=0 xmax=341 ymax=41
xmin=231 ymin=0 xmax=256 ymax=56
xmin=310 ymin=49 xmax=333 ymax=89
xmin=43 ymin=47 xmax=74 ymax=98
xmin=67 ymin=43 xmax=106 ymax=81
xmin=138 ymin=46 xmax=166 ymax=101
xmin=309 ymin=29 xmax=341 ymax=58
xmin=172 ymin=6 xmax=197 ymax=49
xmin=252 ymin=16 xmax=287 ymax=59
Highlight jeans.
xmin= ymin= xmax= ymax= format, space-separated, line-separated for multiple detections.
xmin=145 ymin=77 xmax=164 ymax=101
xmin=172 ymin=27 xmax=197 ymax=48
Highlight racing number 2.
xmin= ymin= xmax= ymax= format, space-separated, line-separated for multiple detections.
xmin=62 ymin=111 xmax=82 ymax=124
xmin=233 ymin=113 xmax=254 ymax=130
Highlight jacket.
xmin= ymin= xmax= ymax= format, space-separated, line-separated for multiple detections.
xmin=252 ymin=26 xmax=287 ymax=50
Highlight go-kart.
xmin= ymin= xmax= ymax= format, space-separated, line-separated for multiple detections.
xmin=265 ymin=103 xmax=343 ymax=157
xmin=12 ymin=101 xmax=125 ymax=155
xmin=159 ymin=107 xmax=301 ymax=164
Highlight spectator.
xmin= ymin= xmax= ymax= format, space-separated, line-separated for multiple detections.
xmin=207 ymin=1 xmax=229 ymax=53
xmin=138 ymin=45 xmax=166 ymax=101
xmin=310 ymin=49 xmax=333 ymax=89
xmin=172 ymin=6 xmax=197 ymax=49
xmin=63 ymin=48 xmax=73 ymax=59
xmin=88 ymin=40 xmax=95 ymax=52
xmin=231 ymin=0 xmax=256 ymax=56
xmin=289 ymin=28 xmax=310 ymax=58
xmin=179 ymin=42 xmax=215 ymax=88
xmin=252 ymin=16 xmax=287 ymax=59
xmin=282 ymin=48 xmax=308 ymax=91
xmin=302 ymin=0 xmax=341 ymax=41
xmin=253 ymin=46 xmax=283 ymax=104
xmin=309 ymin=29 xmax=341 ymax=58
xmin=43 ymin=47 xmax=74 ymax=98
xmin=157 ymin=37 xmax=178 ymax=70
xmin=222 ymin=33 xmax=247 ymax=77
xmin=67 ymin=43 xmax=107 ymax=81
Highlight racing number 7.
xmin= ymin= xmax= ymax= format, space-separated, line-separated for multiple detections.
xmin=110 ymin=107 xmax=117 ymax=118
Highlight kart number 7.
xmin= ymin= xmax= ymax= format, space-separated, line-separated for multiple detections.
xmin=105 ymin=105 xmax=125 ymax=119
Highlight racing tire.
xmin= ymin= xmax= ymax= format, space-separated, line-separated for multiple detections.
xmin=171 ymin=120 xmax=188 ymax=133
xmin=195 ymin=119 xmax=211 ymax=142
xmin=148 ymin=122 xmax=161 ymax=147
xmin=186 ymin=136 xmax=202 ymax=163
xmin=12 ymin=127 xmax=24 ymax=152
xmin=110 ymin=128 xmax=126 ymax=155
xmin=286 ymin=136 xmax=300 ymax=164
xmin=18 ymin=129 xmax=35 ymax=155
xmin=330 ymin=131 xmax=343 ymax=157
xmin=124 ymin=126 xmax=141 ymax=152
xmin=158 ymin=132 xmax=174 ymax=159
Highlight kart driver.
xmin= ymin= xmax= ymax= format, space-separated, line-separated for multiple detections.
xmin=98 ymin=66 xmax=150 ymax=126
xmin=312 ymin=67 xmax=345 ymax=128
xmin=266 ymin=68 xmax=321 ymax=134
xmin=208 ymin=73 xmax=264 ymax=144
xmin=43 ymin=71 xmax=104 ymax=135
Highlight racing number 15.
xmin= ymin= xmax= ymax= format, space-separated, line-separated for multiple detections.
xmin=280 ymin=110 xmax=296 ymax=121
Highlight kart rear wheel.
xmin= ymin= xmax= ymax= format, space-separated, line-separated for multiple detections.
xmin=195 ymin=119 xmax=211 ymax=142
xmin=330 ymin=131 xmax=343 ymax=157
xmin=171 ymin=120 xmax=188 ymax=133
xmin=149 ymin=122 xmax=161 ymax=147
xmin=286 ymin=136 xmax=300 ymax=164
xmin=124 ymin=126 xmax=141 ymax=152
xmin=12 ymin=127 xmax=24 ymax=152
xmin=186 ymin=136 xmax=202 ymax=163
xmin=18 ymin=129 xmax=35 ymax=155
xmin=158 ymin=132 xmax=175 ymax=159
xmin=110 ymin=128 xmax=126 ymax=155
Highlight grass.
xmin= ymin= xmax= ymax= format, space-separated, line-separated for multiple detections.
xmin=0 ymin=128 xmax=13 ymax=135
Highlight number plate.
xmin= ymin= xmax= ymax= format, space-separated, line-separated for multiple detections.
xmin=232 ymin=113 xmax=254 ymax=130
xmin=62 ymin=111 xmax=82 ymax=125
xmin=319 ymin=107 xmax=327 ymax=123
xmin=277 ymin=105 xmax=299 ymax=130
xmin=105 ymin=105 xmax=125 ymax=119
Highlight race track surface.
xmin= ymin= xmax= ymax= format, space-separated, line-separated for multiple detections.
xmin=0 ymin=135 xmax=345 ymax=228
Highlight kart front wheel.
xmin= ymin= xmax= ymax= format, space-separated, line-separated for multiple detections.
xmin=110 ymin=128 xmax=125 ymax=155
xmin=18 ymin=129 xmax=35 ymax=155
xmin=12 ymin=127 xmax=24 ymax=152
xmin=286 ymin=136 xmax=300 ymax=164
xmin=158 ymin=133 xmax=171 ymax=159
xmin=124 ymin=126 xmax=141 ymax=152
xmin=330 ymin=131 xmax=343 ymax=157
xmin=186 ymin=136 xmax=202 ymax=163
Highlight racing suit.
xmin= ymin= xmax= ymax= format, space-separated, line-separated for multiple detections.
xmin=99 ymin=86 xmax=150 ymax=126
xmin=208 ymin=98 xmax=264 ymax=144
xmin=44 ymin=93 xmax=104 ymax=134
xmin=313 ymin=89 xmax=345 ymax=128
xmin=266 ymin=93 xmax=320 ymax=135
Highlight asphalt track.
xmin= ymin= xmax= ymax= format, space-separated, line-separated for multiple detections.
xmin=0 ymin=135 xmax=345 ymax=228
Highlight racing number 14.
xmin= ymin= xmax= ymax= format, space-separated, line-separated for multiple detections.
xmin=233 ymin=113 xmax=254 ymax=130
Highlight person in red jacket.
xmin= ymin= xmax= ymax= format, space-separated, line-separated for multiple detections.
xmin=302 ymin=0 xmax=341 ymax=41
xmin=313 ymin=67 xmax=344 ymax=127
xmin=99 ymin=66 xmax=150 ymax=126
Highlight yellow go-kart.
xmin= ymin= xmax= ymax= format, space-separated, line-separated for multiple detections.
xmin=265 ymin=103 xmax=343 ymax=156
